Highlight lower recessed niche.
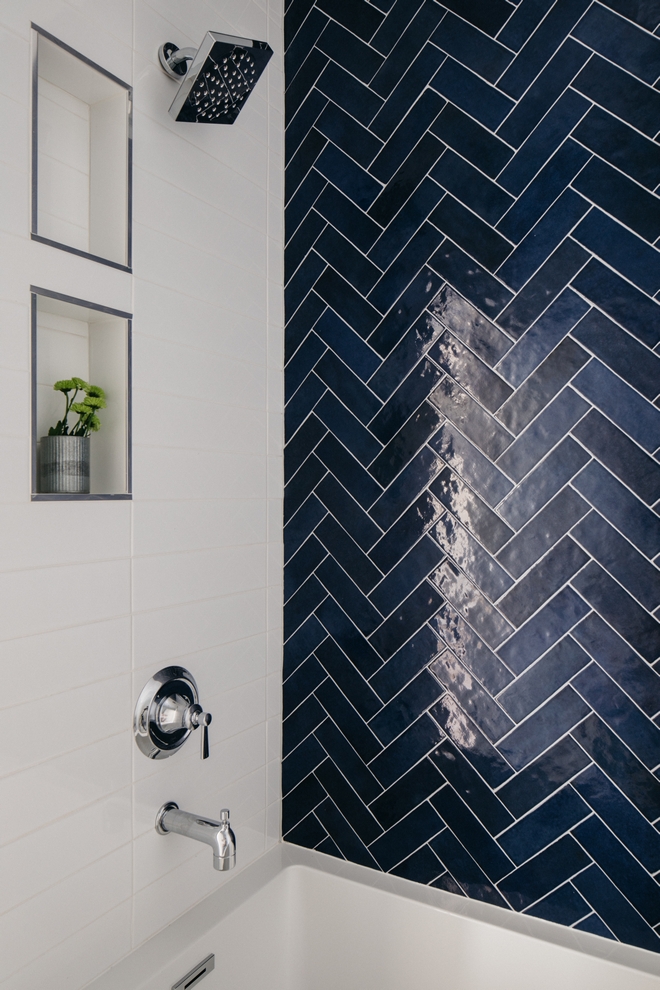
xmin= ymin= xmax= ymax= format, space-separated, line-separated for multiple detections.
xmin=31 ymin=288 xmax=131 ymax=500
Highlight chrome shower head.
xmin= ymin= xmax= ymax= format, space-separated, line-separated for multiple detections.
xmin=158 ymin=32 xmax=273 ymax=124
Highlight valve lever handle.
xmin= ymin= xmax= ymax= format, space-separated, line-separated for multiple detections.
xmin=188 ymin=704 xmax=213 ymax=760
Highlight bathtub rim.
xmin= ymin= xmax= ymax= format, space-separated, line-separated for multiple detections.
xmin=85 ymin=841 xmax=660 ymax=989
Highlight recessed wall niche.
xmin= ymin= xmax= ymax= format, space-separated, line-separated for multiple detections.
xmin=32 ymin=288 xmax=132 ymax=500
xmin=32 ymin=26 xmax=132 ymax=270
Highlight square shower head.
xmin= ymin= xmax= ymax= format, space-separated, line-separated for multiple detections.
xmin=166 ymin=32 xmax=273 ymax=124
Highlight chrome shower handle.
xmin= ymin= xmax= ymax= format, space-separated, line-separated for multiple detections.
xmin=188 ymin=704 xmax=212 ymax=759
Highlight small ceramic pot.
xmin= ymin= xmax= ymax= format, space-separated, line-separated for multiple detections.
xmin=40 ymin=435 xmax=90 ymax=493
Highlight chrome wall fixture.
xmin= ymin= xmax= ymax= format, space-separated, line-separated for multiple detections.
xmin=157 ymin=31 xmax=273 ymax=123
xmin=156 ymin=803 xmax=236 ymax=872
xmin=134 ymin=666 xmax=212 ymax=760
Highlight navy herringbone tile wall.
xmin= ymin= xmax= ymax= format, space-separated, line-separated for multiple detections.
xmin=283 ymin=0 xmax=660 ymax=951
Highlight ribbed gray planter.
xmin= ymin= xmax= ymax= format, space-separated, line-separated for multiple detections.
xmin=40 ymin=436 xmax=90 ymax=493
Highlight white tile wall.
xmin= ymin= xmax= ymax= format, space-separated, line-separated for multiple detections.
xmin=0 ymin=0 xmax=283 ymax=987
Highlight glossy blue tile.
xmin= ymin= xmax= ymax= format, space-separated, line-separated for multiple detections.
xmin=431 ymin=562 xmax=514 ymax=650
xmin=285 ymin=414 xmax=325 ymax=482
xmin=284 ymin=575 xmax=327 ymax=641
xmin=432 ymin=12 xmax=513 ymax=83
xmin=371 ymin=801 xmax=443 ymax=871
xmin=498 ymin=0 xmax=555 ymax=51
xmin=498 ymin=536 xmax=589 ymax=627
xmin=574 ymin=913 xmax=615 ymax=940
xmin=316 ymin=636 xmax=382 ymax=720
xmin=370 ymin=669 xmax=444 ymax=746
xmin=314 ymin=311 xmax=380 ymax=383
xmin=571 ymin=512 xmax=660 ymax=612
xmin=497 ymin=735 xmax=590 ymax=817
xmin=370 ymin=311 xmax=444 ymax=402
xmin=497 ymin=485 xmax=589 ymax=579
xmin=571 ymin=307 xmax=660 ymax=401
xmin=286 ymin=60 xmax=329 ymax=138
xmin=369 ymin=134 xmax=445 ymax=228
xmin=574 ymin=54 xmax=660 ymax=138
xmin=572 ymin=460 xmax=660 ymax=558
xmin=427 ymin=287 xmax=512 ymax=383
xmin=499 ymin=786 xmax=590 ymax=865
xmin=430 ymin=378 xmax=513 ymax=460
xmin=315 ymin=514 xmax=382 ymax=593
xmin=314 ymin=833 xmax=344 ymax=859
xmin=497 ymin=238 xmax=589 ymax=340
xmin=315 ymin=434 xmax=382 ymax=510
xmin=317 ymin=556 xmax=383 ymax=635
xmin=499 ymin=636 xmax=590 ymax=723
xmin=572 ymin=865 xmax=660 ymax=951
xmin=497 ymin=190 xmax=590 ymax=293
xmin=315 ymin=474 xmax=382 ymax=551
xmin=314 ymin=183 xmax=383 ymax=255
xmin=431 ymin=694 xmax=515 ymax=787
xmin=369 ymin=581 xmax=444 ymax=659
xmin=368 ymin=223 xmax=446 ymax=314
xmin=432 ymin=150 xmax=515 ymax=226
xmin=525 ymin=883 xmax=590 ymax=925
xmin=284 ymin=493 xmax=326 ymax=566
xmin=370 ymin=758 xmax=444 ymax=829
xmin=284 ymin=614 xmax=326 ymax=683
xmin=371 ymin=45 xmax=446 ymax=141
xmin=285 ymin=0 xmax=317 ymax=50
xmin=573 ymin=157 xmax=660 ymax=244
xmin=431 ymin=195 xmax=513 ymax=271
xmin=497 ymin=39 xmax=591 ymax=147
xmin=371 ymin=2 xmax=445 ymax=99
xmin=369 ymin=181 xmax=445 ymax=277
xmin=315 ymin=19 xmax=384 ymax=84
xmin=282 ymin=733 xmax=326 ymax=795
xmin=282 ymin=772 xmax=326 ymax=832
xmin=576 ymin=361 xmax=660 ymax=456
xmin=314 ymin=798 xmax=379 ymax=868
xmin=371 ymin=0 xmax=426 ymax=55
xmin=370 ymin=90 xmax=446 ymax=184
xmin=286 ymin=169 xmax=326 ymax=242
xmin=283 ymin=654 xmax=326 ymax=719
xmin=496 ymin=387 xmax=589 ymax=483
xmin=572 ymin=106 xmax=660 ymax=191
xmin=316 ymin=595 xmax=383 ymax=678
xmin=572 ymin=561 xmax=660 ymax=662
xmin=497 ymin=436 xmax=590 ymax=530
xmin=315 ymin=758 xmax=383 ymax=844
xmin=369 ymin=535 xmax=444 ymax=616
xmin=572 ymin=713 xmax=660 ymax=820
xmin=285 ymin=290 xmax=326 ymax=363
xmin=430 ymin=649 xmax=514 ymax=740
xmin=285 ymin=330 xmax=325 ymax=400
xmin=369 ymin=491 xmax=445 ymax=574
xmin=430 ymin=603 xmax=514 ymax=695
xmin=430 ymin=103 xmax=513 ymax=180
xmin=369 ymin=358 xmax=443 ymax=444
xmin=370 ymin=625 xmax=443 ymax=703
xmin=315 ymin=392 xmax=381 ymax=468
xmin=314 ymin=0 xmax=384 ymax=40
xmin=573 ymin=3 xmax=660 ymax=84
xmin=391 ymin=844 xmax=443 ymax=882
xmin=430 ymin=467 xmax=514 ymax=554
xmin=283 ymin=696 xmax=326 ymax=764
xmin=497 ymin=685 xmax=590 ymax=771
xmin=497 ymin=586 xmax=590 ymax=674
xmin=368 ymin=264 xmax=444 ymax=357
xmin=285 ymin=536 xmax=327 ymax=603
xmin=432 ymin=58 xmax=515 ymax=132
xmin=571 ymin=612 xmax=660 ymax=717
xmin=314 ymin=718 xmax=383 ymax=803
xmin=315 ymin=103 xmax=383 ymax=171
xmin=498 ymin=836 xmax=590 ymax=912
xmin=430 ymin=424 xmax=514 ymax=507
xmin=432 ymin=785 xmax=513 ymax=880
xmin=286 ymin=251 xmax=326 ymax=319
xmin=315 ymin=143 xmax=382 ymax=212
xmin=599 ymin=0 xmax=660 ymax=30
xmin=315 ymin=677 xmax=383 ymax=763
xmin=429 ymin=331 xmax=513 ymax=412
xmin=369 ymin=713 xmax=443 ymax=788
xmin=284 ymin=451 xmax=326 ymax=523
xmin=430 ymin=828 xmax=511 ymax=907
xmin=439 ymin=0 xmax=515 ymax=37
xmin=429 ymin=740 xmax=513 ymax=834
xmin=314 ymin=351 xmax=381 ymax=425
xmin=284 ymin=812 xmax=327 ymax=849
xmin=430 ymin=513 xmax=513 ymax=600
xmin=573 ymin=260 xmax=660 ymax=354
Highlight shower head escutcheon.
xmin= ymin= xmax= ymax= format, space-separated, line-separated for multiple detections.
xmin=157 ymin=32 xmax=273 ymax=123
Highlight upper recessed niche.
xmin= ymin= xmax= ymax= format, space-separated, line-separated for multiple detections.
xmin=32 ymin=27 xmax=132 ymax=271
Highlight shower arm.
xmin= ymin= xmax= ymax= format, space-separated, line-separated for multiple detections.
xmin=158 ymin=45 xmax=197 ymax=79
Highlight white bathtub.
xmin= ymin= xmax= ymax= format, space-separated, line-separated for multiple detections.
xmin=87 ymin=844 xmax=660 ymax=990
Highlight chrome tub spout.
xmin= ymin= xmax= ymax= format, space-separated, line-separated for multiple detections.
xmin=156 ymin=803 xmax=236 ymax=871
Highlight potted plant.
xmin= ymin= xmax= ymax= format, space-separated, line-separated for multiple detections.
xmin=40 ymin=377 xmax=107 ymax=493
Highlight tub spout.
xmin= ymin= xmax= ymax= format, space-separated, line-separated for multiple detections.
xmin=156 ymin=803 xmax=236 ymax=871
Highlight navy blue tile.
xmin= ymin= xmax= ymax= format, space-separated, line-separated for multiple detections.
xmin=315 ymin=392 xmax=381 ymax=468
xmin=370 ymin=185 xmax=446 ymax=281
xmin=282 ymin=772 xmax=326 ymax=833
xmin=497 ymin=39 xmax=591 ymax=148
xmin=572 ymin=561 xmax=660 ymax=663
xmin=282 ymin=733 xmax=326 ymax=795
xmin=571 ymin=307 xmax=660 ymax=401
xmin=315 ymin=514 xmax=382 ymax=594
xmin=572 ymin=259 xmax=660 ymax=350
xmin=429 ymin=740 xmax=513 ymax=834
xmin=283 ymin=692 xmax=326 ymax=760
xmin=285 ymin=0 xmax=317 ymax=51
xmin=430 ymin=467 xmax=514 ymax=554
xmin=431 ymin=104 xmax=512 ymax=180
xmin=314 ymin=833 xmax=344 ymax=859
xmin=574 ymin=206 xmax=660 ymax=296
xmin=498 ymin=436 xmax=590 ymax=531
xmin=317 ymin=556 xmax=383 ymax=635
xmin=316 ymin=19 xmax=384 ymax=85
xmin=431 ymin=378 xmax=513 ymax=460
xmin=431 ymin=785 xmax=513 ymax=880
xmin=368 ymin=223 xmax=446 ymax=314
xmin=314 ymin=718 xmax=383 ymax=803
xmin=573 ymin=763 xmax=660 ymax=873
xmin=526 ymin=883 xmax=590 ymax=925
xmin=498 ymin=836 xmax=591 ymax=912
xmin=369 ymin=534 xmax=444 ymax=615
xmin=497 ymin=238 xmax=589 ymax=340
xmin=370 ymin=800 xmax=443 ymax=871
xmin=574 ymin=913 xmax=615 ymax=939
xmin=430 ymin=330 xmax=513 ymax=412
xmin=370 ymin=269 xmax=444 ymax=362
xmin=498 ymin=0 xmax=555 ymax=51
xmin=369 ymin=581 xmax=444 ymax=660
xmin=498 ymin=735 xmax=590 ymax=818
xmin=430 ymin=602 xmax=514 ymax=695
xmin=285 ymin=414 xmax=326 ymax=483
xmin=369 ymin=491 xmax=444 ymax=574
xmin=572 ymin=612 xmax=660 ymax=717
xmin=286 ymin=169 xmax=326 ymax=243
xmin=499 ymin=90 xmax=590 ymax=197
xmin=284 ymin=613 xmax=327 ymax=679
xmin=573 ymin=3 xmax=660 ymax=84
xmin=283 ymin=654 xmax=324 ymax=722
xmin=499 ymin=786 xmax=589 ymax=866
xmin=284 ymin=574 xmax=327 ymax=641
xmin=497 ymin=685 xmax=590 ymax=771
xmin=370 ymin=757 xmax=444 ymax=829
xmin=572 ymin=460 xmax=660 ymax=559
xmin=314 ymin=798 xmax=380 ymax=869
xmin=369 ymin=358 xmax=443 ymax=445
xmin=498 ymin=536 xmax=589 ymax=627
xmin=315 ymin=434 xmax=382 ymax=510
xmin=496 ymin=387 xmax=589 ymax=483
xmin=498 ymin=0 xmax=591 ymax=99
xmin=431 ymin=58 xmax=515 ymax=132
xmin=370 ymin=669 xmax=444 ymax=745
xmin=316 ymin=596 xmax=383 ymax=678
xmin=431 ymin=694 xmax=515 ymax=787
xmin=430 ymin=512 xmax=513 ymax=601
xmin=371 ymin=0 xmax=426 ymax=55
xmin=284 ymin=493 xmax=326 ymax=566
xmin=599 ymin=0 xmax=660 ymax=30
xmin=314 ymin=310 xmax=380 ymax=383
xmin=284 ymin=812 xmax=327 ymax=849
xmin=497 ymin=140 xmax=591 ymax=245
xmin=371 ymin=44 xmax=446 ymax=142
xmin=573 ymin=409 xmax=660 ymax=505
xmin=439 ymin=0 xmax=515 ymax=37
xmin=369 ymin=713 xmax=442 ymax=788
xmin=314 ymin=183 xmax=383 ymax=255
xmin=431 ymin=195 xmax=513 ymax=272
xmin=316 ymin=677 xmax=383 ymax=763
xmin=314 ymin=351 xmax=381 ymax=426
xmin=430 ymin=828 xmax=511 ymax=908
xmin=497 ymin=191 xmax=590 ymax=293
xmin=432 ymin=150 xmax=515 ymax=227
xmin=285 ymin=330 xmax=325 ymax=400
xmin=574 ymin=361 xmax=660 ymax=457
xmin=430 ymin=648 xmax=514 ymax=740
xmin=391 ymin=844 xmax=443 ymax=882
xmin=370 ymin=624 xmax=443 ymax=703
xmin=316 ymin=635 xmax=382 ymax=720
xmin=284 ymin=535 xmax=327 ymax=603
xmin=315 ymin=266 xmax=382 ymax=339
xmin=497 ymin=587 xmax=590 ymax=675
xmin=371 ymin=2 xmax=445 ymax=99
xmin=572 ymin=713 xmax=660 ymax=820
xmin=370 ymin=90 xmax=445 ymax=184
xmin=431 ymin=424 xmax=514 ymax=507
xmin=499 ymin=636 xmax=591 ymax=723
xmin=370 ymin=403 xmax=443 ymax=489
xmin=286 ymin=252 xmax=327 ymax=320
xmin=572 ymin=865 xmax=660 ymax=952
xmin=572 ymin=106 xmax=660 ymax=192
xmin=285 ymin=290 xmax=326 ymax=363
xmin=368 ymin=134 xmax=445 ymax=229
xmin=572 ymin=662 xmax=660 ymax=771
xmin=571 ymin=511 xmax=660 ymax=612
xmin=314 ymin=0 xmax=384 ymax=40
xmin=497 ymin=485 xmax=589 ymax=579
xmin=315 ymin=474 xmax=382 ymax=551
xmin=284 ymin=451 xmax=326 ymax=523
xmin=432 ymin=12 xmax=513 ymax=83
xmin=315 ymin=103 xmax=383 ymax=171
xmin=573 ymin=157 xmax=660 ymax=244
xmin=314 ymin=143 xmax=382 ymax=212
xmin=315 ymin=758 xmax=382 ymax=844
xmin=574 ymin=53 xmax=660 ymax=138
xmin=286 ymin=65 xmax=329 ymax=145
